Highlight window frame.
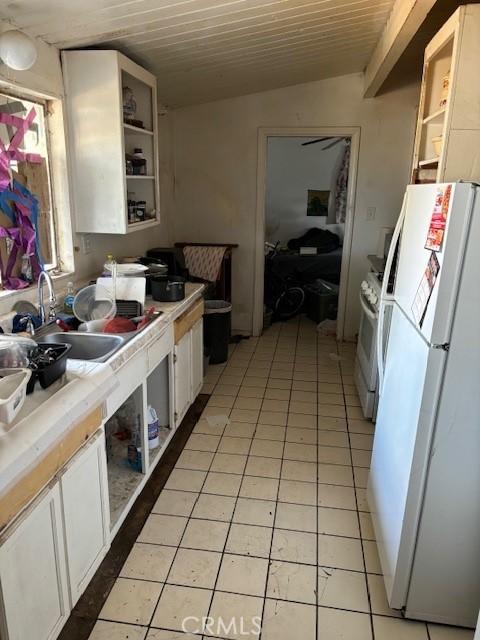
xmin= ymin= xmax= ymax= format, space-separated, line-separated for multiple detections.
xmin=0 ymin=76 xmax=75 ymax=298
xmin=0 ymin=88 xmax=60 ymax=281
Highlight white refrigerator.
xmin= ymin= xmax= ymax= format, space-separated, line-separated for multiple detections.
xmin=368 ymin=182 xmax=480 ymax=627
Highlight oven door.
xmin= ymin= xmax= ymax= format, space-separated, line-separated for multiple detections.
xmin=356 ymin=292 xmax=378 ymax=391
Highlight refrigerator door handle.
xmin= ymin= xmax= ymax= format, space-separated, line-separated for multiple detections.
xmin=377 ymin=192 xmax=408 ymax=395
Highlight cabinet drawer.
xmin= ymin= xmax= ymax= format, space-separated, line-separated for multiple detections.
xmin=174 ymin=299 xmax=204 ymax=344
xmin=0 ymin=407 xmax=102 ymax=533
xmin=147 ymin=324 xmax=173 ymax=373
xmin=106 ymin=350 xmax=147 ymax=418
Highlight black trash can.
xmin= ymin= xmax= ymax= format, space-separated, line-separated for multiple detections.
xmin=204 ymin=300 xmax=232 ymax=364
xmin=304 ymin=279 xmax=339 ymax=323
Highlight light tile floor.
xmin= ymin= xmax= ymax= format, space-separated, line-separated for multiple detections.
xmin=89 ymin=317 xmax=475 ymax=640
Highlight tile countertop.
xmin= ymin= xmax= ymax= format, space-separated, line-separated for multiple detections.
xmin=107 ymin=282 xmax=205 ymax=372
xmin=0 ymin=282 xmax=205 ymax=499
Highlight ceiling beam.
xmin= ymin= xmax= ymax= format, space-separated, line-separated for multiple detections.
xmin=364 ymin=0 xmax=437 ymax=97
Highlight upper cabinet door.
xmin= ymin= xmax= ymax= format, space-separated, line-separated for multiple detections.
xmin=0 ymin=484 xmax=70 ymax=640
xmin=60 ymin=430 xmax=110 ymax=607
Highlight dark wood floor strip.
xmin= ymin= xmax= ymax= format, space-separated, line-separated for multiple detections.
xmin=58 ymin=394 xmax=209 ymax=640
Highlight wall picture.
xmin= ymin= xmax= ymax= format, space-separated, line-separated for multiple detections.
xmin=307 ymin=189 xmax=330 ymax=216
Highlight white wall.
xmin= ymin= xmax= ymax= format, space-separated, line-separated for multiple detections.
xmin=0 ymin=26 xmax=419 ymax=338
xmin=171 ymin=72 xmax=420 ymax=338
xmin=265 ymin=136 xmax=344 ymax=245
xmin=0 ymin=24 xmax=172 ymax=311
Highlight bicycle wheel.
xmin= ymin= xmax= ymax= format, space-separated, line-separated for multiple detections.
xmin=275 ymin=286 xmax=305 ymax=320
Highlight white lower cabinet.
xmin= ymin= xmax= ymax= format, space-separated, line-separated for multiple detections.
xmin=0 ymin=429 xmax=110 ymax=640
xmin=60 ymin=431 xmax=110 ymax=606
xmin=174 ymin=330 xmax=192 ymax=426
xmin=0 ymin=298 xmax=205 ymax=640
xmin=191 ymin=318 xmax=204 ymax=398
xmin=0 ymin=484 xmax=70 ymax=640
xmin=174 ymin=317 xmax=204 ymax=427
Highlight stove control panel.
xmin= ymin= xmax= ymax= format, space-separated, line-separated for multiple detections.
xmin=360 ymin=277 xmax=381 ymax=311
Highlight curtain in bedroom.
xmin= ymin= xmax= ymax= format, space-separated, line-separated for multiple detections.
xmin=333 ymin=139 xmax=350 ymax=223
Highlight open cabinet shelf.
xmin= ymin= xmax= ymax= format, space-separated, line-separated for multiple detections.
xmin=123 ymin=123 xmax=154 ymax=136
xmin=418 ymin=158 xmax=440 ymax=167
xmin=105 ymin=351 xmax=174 ymax=534
xmin=105 ymin=385 xmax=145 ymax=529
xmin=422 ymin=108 xmax=446 ymax=125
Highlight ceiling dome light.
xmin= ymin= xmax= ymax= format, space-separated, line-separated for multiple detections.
xmin=0 ymin=30 xmax=37 ymax=71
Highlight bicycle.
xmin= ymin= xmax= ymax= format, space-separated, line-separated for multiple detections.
xmin=264 ymin=241 xmax=305 ymax=320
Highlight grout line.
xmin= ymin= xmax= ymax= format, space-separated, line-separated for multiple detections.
xmin=201 ymin=372 xmax=260 ymax=636
xmin=96 ymin=322 xmax=397 ymax=640
xmin=340 ymin=353 xmax=376 ymax=640
xmin=316 ymin=325 xmax=320 ymax=640
xmin=257 ymin=322 xmax=296 ymax=640
xmin=99 ymin=591 xmax=385 ymax=624
xmin=153 ymin=485 xmax=371 ymax=512
xmin=144 ymin=391 xmax=234 ymax=632
xmin=129 ymin=540 xmax=377 ymax=574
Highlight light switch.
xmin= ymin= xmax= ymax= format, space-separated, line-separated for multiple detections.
xmin=366 ymin=207 xmax=376 ymax=221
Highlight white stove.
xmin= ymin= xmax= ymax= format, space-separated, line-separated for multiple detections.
xmin=354 ymin=270 xmax=391 ymax=420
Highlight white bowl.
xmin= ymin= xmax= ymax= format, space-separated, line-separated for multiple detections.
xmin=104 ymin=263 xmax=148 ymax=276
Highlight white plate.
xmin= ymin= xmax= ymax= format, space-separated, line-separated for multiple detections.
xmin=104 ymin=263 xmax=148 ymax=275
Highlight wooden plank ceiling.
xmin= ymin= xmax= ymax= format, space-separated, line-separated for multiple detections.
xmin=0 ymin=0 xmax=395 ymax=106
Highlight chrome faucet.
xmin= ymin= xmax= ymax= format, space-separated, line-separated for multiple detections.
xmin=37 ymin=270 xmax=57 ymax=324
xmin=19 ymin=315 xmax=36 ymax=336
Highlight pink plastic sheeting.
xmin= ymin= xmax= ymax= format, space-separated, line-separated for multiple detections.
xmin=0 ymin=108 xmax=42 ymax=191
xmin=0 ymin=107 xmax=43 ymax=288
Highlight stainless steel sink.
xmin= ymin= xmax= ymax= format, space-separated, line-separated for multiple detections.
xmin=37 ymin=332 xmax=126 ymax=362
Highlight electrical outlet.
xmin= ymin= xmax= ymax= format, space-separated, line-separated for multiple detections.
xmin=366 ymin=206 xmax=376 ymax=221
xmin=81 ymin=234 xmax=93 ymax=255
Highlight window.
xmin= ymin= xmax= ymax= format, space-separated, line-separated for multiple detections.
xmin=0 ymin=90 xmax=57 ymax=290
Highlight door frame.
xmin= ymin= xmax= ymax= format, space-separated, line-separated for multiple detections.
xmin=253 ymin=126 xmax=360 ymax=339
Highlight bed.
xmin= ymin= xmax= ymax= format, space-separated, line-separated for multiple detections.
xmin=269 ymin=248 xmax=343 ymax=286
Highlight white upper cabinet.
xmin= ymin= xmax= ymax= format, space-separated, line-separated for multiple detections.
xmin=411 ymin=4 xmax=480 ymax=184
xmin=63 ymin=50 xmax=160 ymax=234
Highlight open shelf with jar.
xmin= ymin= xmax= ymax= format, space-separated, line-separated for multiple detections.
xmin=411 ymin=5 xmax=480 ymax=184
xmin=104 ymin=385 xmax=146 ymax=530
xmin=104 ymin=348 xmax=175 ymax=536
xmin=63 ymin=50 xmax=160 ymax=234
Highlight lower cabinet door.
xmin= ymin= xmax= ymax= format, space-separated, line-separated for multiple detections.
xmin=60 ymin=430 xmax=110 ymax=606
xmin=191 ymin=319 xmax=204 ymax=399
xmin=174 ymin=331 xmax=192 ymax=427
xmin=0 ymin=484 xmax=70 ymax=640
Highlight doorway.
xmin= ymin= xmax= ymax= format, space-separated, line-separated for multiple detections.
xmin=253 ymin=127 xmax=360 ymax=340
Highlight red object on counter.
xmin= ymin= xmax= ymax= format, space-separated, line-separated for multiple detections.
xmin=103 ymin=317 xmax=136 ymax=333
xmin=136 ymin=307 xmax=155 ymax=331
xmin=56 ymin=319 xmax=70 ymax=332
